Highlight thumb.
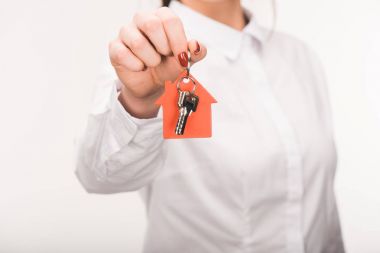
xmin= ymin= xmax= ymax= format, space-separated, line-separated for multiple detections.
xmin=188 ymin=40 xmax=207 ymax=65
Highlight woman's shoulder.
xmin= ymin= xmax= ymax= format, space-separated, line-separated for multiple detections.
xmin=261 ymin=28 xmax=334 ymax=128
xmin=261 ymin=28 xmax=322 ymax=69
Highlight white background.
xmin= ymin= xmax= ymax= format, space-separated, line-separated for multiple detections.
xmin=0 ymin=0 xmax=379 ymax=252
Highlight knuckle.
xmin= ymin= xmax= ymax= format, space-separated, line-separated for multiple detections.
xmin=118 ymin=25 xmax=130 ymax=38
xmin=139 ymin=55 xmax=160 ymax=69
xmin=110 ymin=49 xmax=123 ymax=65
xmin=109 ymin=44 xmax=125 ymax=65
xmin=114 ymin=48 xmax=125 ymax=63
xmin=158 ymin=46 xmax=171 ymax=56
xmin=108 ymin=42 xmax=117 ymax=59
xmin=151 ymin=55 xmax=162 ymax=67
xmin=129 ymin=36 xmax=145 ymax=50
xmin=132 ymin=62 xmax=145 ymax=72
xmin=142 ymin=18 xmax=161 ymax=33
xmin=133 ymin=11 xmax=144 ymax=21
xmin=162 ymin=15 xmax=180 ymax=27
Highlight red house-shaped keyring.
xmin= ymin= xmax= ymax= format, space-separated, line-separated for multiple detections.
xmin=155 ymin=71 xmax=217 ymax=139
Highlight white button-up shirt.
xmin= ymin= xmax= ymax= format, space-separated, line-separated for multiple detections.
xmin=75 ymin=2 xmax=345 ymax=252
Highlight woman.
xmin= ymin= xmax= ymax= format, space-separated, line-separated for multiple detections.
xmin=75 ymin=0 xmax=345 ymax=252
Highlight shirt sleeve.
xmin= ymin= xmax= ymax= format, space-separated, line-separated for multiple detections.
xmin=305 ymin=46 xmax=336 ymax=138
xmin=303 ymin=45 xmax=346 ymax=252
xmin=75 ymin=67 xmax=165 ymax=194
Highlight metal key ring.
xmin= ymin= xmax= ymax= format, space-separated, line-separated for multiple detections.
xmin=176 ymin=76 xmax=197 ymax=94
xmin=186 ymin=50 xmax=191 ymax=77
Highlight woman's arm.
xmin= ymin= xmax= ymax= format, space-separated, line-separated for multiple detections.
xmin=75 ymin=72 xmax=165 ymax=194
xmin=75 ymin=7 xmax=206 ymax=194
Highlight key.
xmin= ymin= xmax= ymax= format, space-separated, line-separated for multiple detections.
xmin=175 ymin=106 xmax=189 ymax=135
xmin=175 ymin=91 xmax=190 ymax=135
xmin=175 ymin=92 xmax=199 ymax=135
xmin=177 ymin=90 xmax=189 ymax=107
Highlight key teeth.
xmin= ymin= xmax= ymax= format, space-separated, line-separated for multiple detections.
xmin=175 ymin=107 xmax=187 ymax=135
xmin=175 ymin=119 xmax=184 ymax=135
xmin=177 ymin=91 xmax=189 ymax=108
xmin=175 ymin=91 xmax=199 ymax=136
xmin=175 ymin=128 xmax=184 ymax=135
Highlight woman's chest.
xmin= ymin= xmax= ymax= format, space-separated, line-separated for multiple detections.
xmin=159 ymin=51 xmax=336 ymax=185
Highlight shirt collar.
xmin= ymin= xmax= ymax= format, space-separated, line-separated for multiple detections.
xmin=169 ymin=1 xmax=267 ymax=60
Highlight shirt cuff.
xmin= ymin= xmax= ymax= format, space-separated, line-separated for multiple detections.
xmin=108 ymin=80 xmax=163 ymax=147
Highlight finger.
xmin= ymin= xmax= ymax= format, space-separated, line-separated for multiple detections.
xmin=119 ymin=24 xmax=161 ymax=67
xmin=109 ymin=39 xmax=145 ymax=72
xmin=133 ymin=12 xmax=171 ymax=56
xmin=155 ymin=7 xmax=188 ymax=68
xmin=188 ymin=39 xmax=207 ymax=64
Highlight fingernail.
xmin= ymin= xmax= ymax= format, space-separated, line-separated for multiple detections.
xmin=194 ymin=41 xmax=201 ymax=55
xmin=178 ymin=51 xmax=188 ymax=68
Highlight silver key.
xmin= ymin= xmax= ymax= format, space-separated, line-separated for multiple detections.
xmin=175 ymin=92 xmax=199 ymax=135
xmin=177 ymin=90 xmax=189 ymax=107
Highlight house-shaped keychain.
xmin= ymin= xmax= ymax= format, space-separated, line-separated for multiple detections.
xmin=155 ymin=71 xmax=217 ymax=139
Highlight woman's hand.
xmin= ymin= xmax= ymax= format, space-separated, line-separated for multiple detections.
xmin=109 ymin=7 xmax=207 ymax=118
